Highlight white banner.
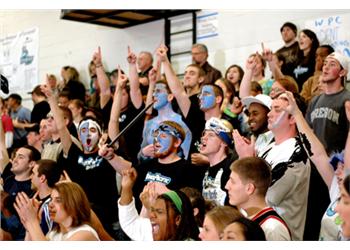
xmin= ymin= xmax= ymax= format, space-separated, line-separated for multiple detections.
xmin=197 ymin=12 xmax=219 ymax=41
xmin=0 ymin=27 xmax=39 ymax=96
xmin=305 ymin=14 xmax=350 ymax=58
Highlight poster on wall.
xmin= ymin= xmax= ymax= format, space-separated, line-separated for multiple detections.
xmin=0 ymin=27 xmax=39 ymax=96
xmin=305 ymin=14 xmax=350 ymax=58
xmin=197 ymin=12 xmax=219 ymax=41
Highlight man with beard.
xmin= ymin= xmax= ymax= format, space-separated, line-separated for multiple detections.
xmin=138 ymin=81 xmax=192 ymax=162
xmin=241 ymin=94 xmax=273 ymax=155
xmin=104 ymin=120 xmax=195 ymax=211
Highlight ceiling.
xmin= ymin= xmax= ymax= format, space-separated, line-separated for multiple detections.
xmin=60 ymin=10 xmax=199 ymax=29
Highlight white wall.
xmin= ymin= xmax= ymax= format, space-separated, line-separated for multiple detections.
xmin=1 ymin=9 xmax=350 ymax=109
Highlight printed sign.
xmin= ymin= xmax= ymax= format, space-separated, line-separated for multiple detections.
xmin=197 ymin=12 xmax=219 ymax=40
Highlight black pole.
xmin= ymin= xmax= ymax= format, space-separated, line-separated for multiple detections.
xmin=108 ymin=101 xmax=154 ymax=148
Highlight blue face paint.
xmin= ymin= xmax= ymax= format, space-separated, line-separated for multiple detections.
xmin=153 ymin=83 xmax=169 ymax=110
xmin=199 ymin=85 xmax=216 ymax=110
xmin=78 ymin=120 xmax=101 ymax=152
xmin=153 ymin=131 xmax=173 ymax=157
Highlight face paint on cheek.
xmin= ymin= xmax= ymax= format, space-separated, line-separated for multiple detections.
xmin=155 ymin=132 xmax=172 ymax=155
xmin=200 ymin=86 xmax=216 ymax=110
xmin=153 ymin=84 xmax=169 ymax=110
xmin=79 ymin=120 xmax=101 ymax=152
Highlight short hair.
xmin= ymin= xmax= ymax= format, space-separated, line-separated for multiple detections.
xmin=186 ymin=63 xmax=206 ymax=78
xmin=8 ymin=93 xmax=22 ymax=104
xmin=58 ymin=91 xmax=70 ymax=100
xmin=53 ymin=182 xmax=91 ymax=232
xmin=36 ymin=159 xmax=62 ymax=188
xmin=69 ymin=99 xmax=86 ymax=116
xmin=275 ymin=76 xmax=299 ymax=94
xmin=160 ymin=120 xmax=186 ymax=142
xmin=192 ymin=43 xmax=208 ymax=53
xmin=230 ymin=157 xmax=272 ymax=196
xmin=30 ymin=85 xmax=45 ymax=97
xmin=319 ymin=44 xmax=335 ymax=54
xmin=21 ymin=145 xmax=41 ymax=162
xmin=280 ymin=22 xmax=297 ymax=36
xmin=201 ymin=84 xmax=224 ymax=105
xmin=250 ymin=81 xmax=263 ymax=95
xmin=140 ymin=51 xmax=154 ymax=64
xmin=205 ymin=206 xmax=242 ymax=235
xmin=59 ymin=106 xmax=73 ymax=124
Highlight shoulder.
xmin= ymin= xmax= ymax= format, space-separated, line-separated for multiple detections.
xmin=66 ymin=224 xmax=99 ymax=241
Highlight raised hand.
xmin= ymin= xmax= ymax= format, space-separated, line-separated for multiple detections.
xmin=139 ymin=182 xmax=157 ymax=210
xmin=246 ymin=54 xmax=258 ymax=71
xmin=261 ymin=42 xmax=273 ymax=62
xmin=98 ymin=143 xmax=115 ymax=160
xmin=281 ymin=91 xmax=300 ymax=116
xmin=40 ymin=74 xmax=54 ymax=98
xmin=141 ymin=144 xmax=155 ymax=158
xmin=156 ymin=45 xmax=168 ymax=62
xmin=127 ymin=46 xmax=137 ymax=64
xmin=117 ymin=65 xmax=128 ymax=90
xmin=121 ymin=167 xmax=138 ymax=190
xmin=232 ymin=129 xmax=256 ymax=158
xmin=92 ymin=46 xmax=102 ymax=66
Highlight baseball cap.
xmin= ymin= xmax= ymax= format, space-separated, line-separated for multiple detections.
xmin=25 ymin=123 xmax=40 ymax=134
xmin=205 ymin=117 xmax=233 ymax=146
xmin=27 ymin=85 xmax=44 ymax=96
xmin=242 ymin=94 xmax=272 ymax=110
xmin=327 ymin=52 xmax=349 ymax=73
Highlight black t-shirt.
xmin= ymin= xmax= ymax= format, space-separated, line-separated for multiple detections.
xmin=133 ymin=158 xmax=195 ymax=210
xmin=276 ymin=41 xmax=300 ymax=78
xmin=202 ymin=156 xmax=234 ymax=205
xmin=102 ymin=99 xmax=145 ymax=165
xmin=31 ymin=100 xmax=50 ymax=124
xmin=3 ymin=175 xmax=33 ymax=206
xmin=58 ymin=143 xmax=118 ymax=224
xmin=183 ymin=94 xmax=205 ymax=154
xmin=62 ymin=80 xmax=86 ymax=103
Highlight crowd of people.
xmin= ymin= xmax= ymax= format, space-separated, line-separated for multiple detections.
xmin=1 ymin=21 xmax=350 ymax=242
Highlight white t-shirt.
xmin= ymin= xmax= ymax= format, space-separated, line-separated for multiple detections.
xmin=46 ymin=224 xmax=99 ymax=241
xmin=319 ymin=176 xmax=342 ymax=240
xmin=259 ymin=137 xmax=311 ymax=241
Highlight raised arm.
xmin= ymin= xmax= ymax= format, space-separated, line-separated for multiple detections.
xmin=108 ymin=66 xmax=127 ymax=144
xmin=344 ymin=101 xmax=350 ymax=172
xmin=41 ymin=76 xmax=72 ymax=156
xmin=93 ymin=46 xmax=112 ymax=108
xmin=98 ymin=143 xmax=131 ymax=174
xmin=157 ymin=45 xmax=191 ymax=117
xmin=127 ymin=46 xmax=143 ymax=109
xmin=0 ymin=120 xmax=9 ymax=173
xmin=261 ymin=44 xmax=284 ymax=80
xmin=239 ymin=53 xmax=258 ymax=99
xmin=283 ymin=91 xmax=333 ymax=188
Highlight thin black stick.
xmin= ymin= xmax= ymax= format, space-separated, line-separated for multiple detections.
xmin=108 ymin=101 xmax=154 ymax=147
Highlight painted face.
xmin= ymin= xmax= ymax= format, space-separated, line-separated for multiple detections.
xmin=199 ymin=216 xmax=221 ymax=241
xmin=199 ymin=85 xmax=216 ymax=110
xmin=221 ymin=222 xmax=246 ymax=241
xmin=149 ymin=198 xmax=177 ymax=241
xmin=267 ymin=97 xmax=289 ymax=131
xmin=78 ymin=119 xmax=101 ymax=153
xmin=153 ymin=124 xmax=180 ymax=158
xmin=153 ymin=83 xmax=169 ymax=110
xmin=225 ymin=171 xmax=249 ymax=207
xmin=48 ymin=189 xmax=69 ymax=224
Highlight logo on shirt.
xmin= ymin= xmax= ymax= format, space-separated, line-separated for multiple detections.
xmin=77 ymin=155 xmax=103 ymax=170
xmin=145 ymin=172 xmax=171 ymax=185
